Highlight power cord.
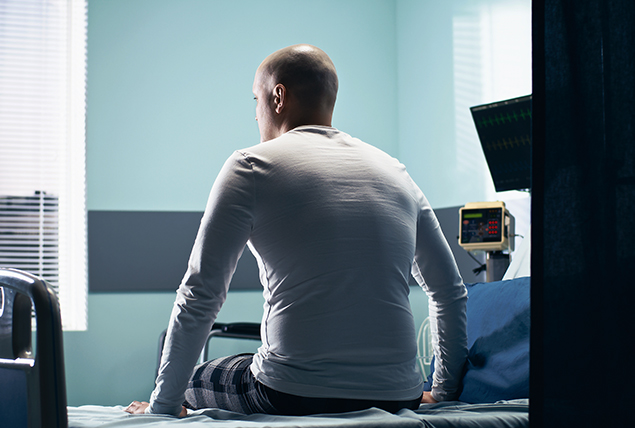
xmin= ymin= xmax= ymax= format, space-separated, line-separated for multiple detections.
xmin=467 ymin=251 xmax=487 ymax=275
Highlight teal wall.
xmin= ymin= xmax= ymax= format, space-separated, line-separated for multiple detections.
xmin=72 ymin=0 xmax=531 ymax=407
xmin=86 ymin=0 xmax=399 ymax=212
xmin=396 ymin=1 xmax=458 ymax=208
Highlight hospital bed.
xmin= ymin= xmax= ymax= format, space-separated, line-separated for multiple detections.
xmin=0 ymin=267 xmax=529 ymax=428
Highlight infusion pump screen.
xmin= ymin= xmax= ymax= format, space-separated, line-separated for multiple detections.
xmin=460 ymin=208 xmax=503 ymax=244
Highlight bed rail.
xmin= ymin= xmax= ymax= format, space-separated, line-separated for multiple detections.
xmin=156 ymin=322 xmax=261 ymax=378
xmin=0 ymin=267 xmax=67 ymax=428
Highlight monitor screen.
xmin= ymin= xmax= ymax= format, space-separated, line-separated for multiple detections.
xmin=460 ymin=207 xmax=504 ymax=245
xmin=470 ymin=95 xmax=531 ymax=192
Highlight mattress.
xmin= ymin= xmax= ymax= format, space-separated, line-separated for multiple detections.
xmin=68 ymin=399 xmax=528 ymax=428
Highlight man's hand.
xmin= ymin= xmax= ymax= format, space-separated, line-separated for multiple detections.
xmin=420 ymin=391 xmax=438 ymax=404
xmin=125 ymin=401 xmax=187 ymax=417
xmin=125 ymin=401 xmax=150 ymax=414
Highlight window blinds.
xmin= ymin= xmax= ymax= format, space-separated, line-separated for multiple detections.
xmin=0 ymin=0 xmax=87 ymax=330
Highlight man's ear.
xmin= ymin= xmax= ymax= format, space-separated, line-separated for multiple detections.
xmin=272 ymin=84 xmax=286 ymax=114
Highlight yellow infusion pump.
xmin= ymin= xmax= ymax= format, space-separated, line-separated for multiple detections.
xmin=459 ymin=201 xmax=515 ymax=252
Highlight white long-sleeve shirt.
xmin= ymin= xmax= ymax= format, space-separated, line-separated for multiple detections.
xmin=149 ymin=126 xmax=467 ymax=415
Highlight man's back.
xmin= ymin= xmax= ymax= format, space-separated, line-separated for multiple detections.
xmin=233 ymin=125 xmax=428 ymax=400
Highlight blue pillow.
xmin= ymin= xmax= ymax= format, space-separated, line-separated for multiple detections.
xmin=423 ymin=277 xmax=530 ymax=403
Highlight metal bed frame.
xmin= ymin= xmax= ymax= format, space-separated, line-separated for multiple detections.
xmin=156 ymin=322 xmax=261 ymax=377
xmin=0 ymin=267 xmax=68 ymax=428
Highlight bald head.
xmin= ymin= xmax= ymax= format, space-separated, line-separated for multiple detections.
xmin=258 ymin=44 xmax=339 ymax=113
xmin=252 ymin=45 xmax=338 ymax=141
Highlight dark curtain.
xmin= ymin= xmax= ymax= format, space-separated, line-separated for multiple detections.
xmin=532 ymin=0 xmax=635 ymax=426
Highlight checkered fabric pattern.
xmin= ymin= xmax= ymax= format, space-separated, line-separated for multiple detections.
xmin=183 ymin=354 xmax=276 ymax=414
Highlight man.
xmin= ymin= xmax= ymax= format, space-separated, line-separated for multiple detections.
xmin=126 ymin=44 xmax=467 ymax=417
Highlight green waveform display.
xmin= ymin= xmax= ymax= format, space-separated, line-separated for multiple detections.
xmin=476 ymin=108 xmax=532 ymax=128
xmin=484 ymin=134 xmax=531 ymax=151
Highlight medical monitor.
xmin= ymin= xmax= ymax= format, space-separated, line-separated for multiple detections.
xmin=459 ymin=201 xmax=515 ymax=252
xmin=470 ymin=95 xmax=532 ymax=192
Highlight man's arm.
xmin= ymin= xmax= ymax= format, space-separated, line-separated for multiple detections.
xmin=144 ymin=152 xmax=256 ymax=415
xmin=411 ymin=195 xmax=468 ymax=402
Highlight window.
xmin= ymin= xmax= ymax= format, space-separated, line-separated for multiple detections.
xmin=0 ymin=0 xmax=88 ymax=330
xmin=453 ymin=0 xmax=532 ymax=202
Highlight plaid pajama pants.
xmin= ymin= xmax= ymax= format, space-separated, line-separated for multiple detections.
xmin=183 ymin=353 xmax=276 ymax=414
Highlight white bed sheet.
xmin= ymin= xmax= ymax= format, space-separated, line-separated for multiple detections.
xmin=68 ymin=400 xmax=528 ymax=428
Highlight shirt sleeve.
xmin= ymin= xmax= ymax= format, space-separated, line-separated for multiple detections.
xmin=411 ymin=192 xmax=468 ymax=402
xmin=147 ymin=151 xmax=255 ymax=415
